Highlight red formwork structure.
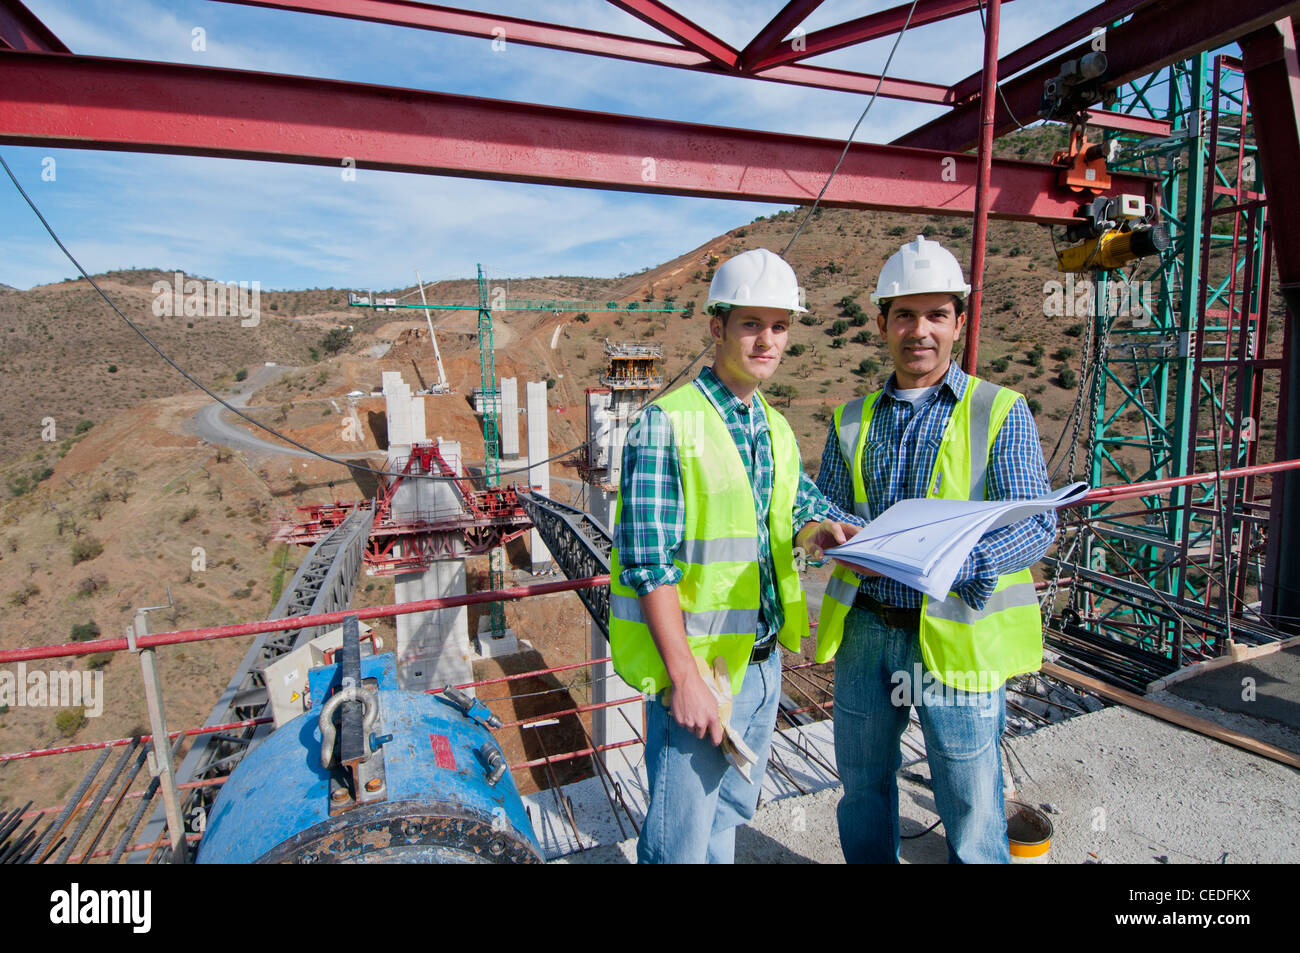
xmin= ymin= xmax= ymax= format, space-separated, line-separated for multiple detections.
xmin=281 ymin=442 xmax=532 ymax=573
xmin=6 ymin=0 xmax=1300 ymax=857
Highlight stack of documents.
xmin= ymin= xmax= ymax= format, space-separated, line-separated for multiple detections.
xmin=824 ymin=482 xmax=1089 ymax=600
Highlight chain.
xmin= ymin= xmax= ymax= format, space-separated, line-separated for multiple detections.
xmin=1041 ymin=276 xmax=1114 ymax=622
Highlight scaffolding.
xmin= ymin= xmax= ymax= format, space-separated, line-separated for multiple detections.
xmin=1046 ymin=53 xmax=1286 ymax=684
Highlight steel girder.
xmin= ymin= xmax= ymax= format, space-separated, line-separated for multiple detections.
xmin=747 ymin=0 xmax=1013 ymax=72
xmin=0 ymin=51 xmax=1151 ymax=223
xmin=738 ymin=0 xmax=827 ymax=69
xmin=1241 ymin=18 xmax=1300 ymax=628
xmin=208 ymin=0 xmax=950 ymax=101
xmin=897 ymin=0 xmax=1300 ymax=152
xmin=947 ymin=0 xmax=1156 ymax=104
xmin=0 ymin=0 xmax=67 ymax=52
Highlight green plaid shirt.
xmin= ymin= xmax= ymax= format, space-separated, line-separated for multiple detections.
xmin=615 ymin=366 xmax=836 ymax=641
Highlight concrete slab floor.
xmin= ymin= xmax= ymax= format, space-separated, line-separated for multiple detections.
xmin=553 ymin=705 xmax=1299 ymax=864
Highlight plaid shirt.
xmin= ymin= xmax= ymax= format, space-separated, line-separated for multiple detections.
xmin=815 ymin=362 xmax=1055 ymax=610
xmin=616 ymin=366 xmax=842 ymax=641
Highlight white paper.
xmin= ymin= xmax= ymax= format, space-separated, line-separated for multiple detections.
xmin=824 ymin=482 xmax=1088 ymax=600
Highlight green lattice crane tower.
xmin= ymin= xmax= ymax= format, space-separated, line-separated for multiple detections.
xmin=349 ymin=269 xmax=684 ymax=641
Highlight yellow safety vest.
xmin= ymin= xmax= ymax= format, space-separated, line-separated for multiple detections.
xmin=815 ymin=377 xmax=1043 ymax=691
xmin=608 ymin=383 xmax=807 ymax=696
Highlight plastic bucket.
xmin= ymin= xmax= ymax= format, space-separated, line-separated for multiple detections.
xmin=1005 ymin=799 xmax=1052 ymax=863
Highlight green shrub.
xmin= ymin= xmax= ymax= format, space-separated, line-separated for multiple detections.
xmin=55 ymin=709 xmax=87 ymax=738
xmin=787 ymin=344 xmax=806 ymax=357
xmin=1057 ymin=368 xmax=1078 ymax=389
xmin=234 ymin=368 xmax=248 ymax=382
xmin=990 ymin=357 xmax=1010 ymax=373
xmin=70 ymin=621 xmax=101 ymax=641
xmin=1064 ymin=322 xmax=1085 ymax=338
xmin=1027 ymin=398 xmax=1042 ymax=414
xmin=71 ymin=537 xmax=103 ymax=565
xmin=8 ymin=583 xmax=39 ymax=607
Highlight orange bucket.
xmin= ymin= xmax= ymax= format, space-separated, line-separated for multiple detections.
xmin=1005 ymin=799 xmax=1052 ymax=863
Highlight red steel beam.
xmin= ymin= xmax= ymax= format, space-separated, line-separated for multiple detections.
xmin=949 ymin=0 xmax=1155 ymax=104
xmin=738 ymin=0 xmax=827 ymax=69
xmin=1241 ymin=18 xmax=1300 ymax=627
xmin=0 ymin=52 xmax=1151 ymax=223
xmin=210 ymin=0 xmax=950 ymax=101
xmin=0 ymin=0 xmax=69 ymax=51
xmin=213 ymin=0 xmax=708 ymax=67
xmin=748 ymin=0 xmax=1011 ymax=72
xmin=963 ymin=0 xmax=1001 ymax=376
xmin=756 ymin=63 xmax=951 ymax=103
xmin=898 ymin=0 xmax=1300 ymax=152
xmin=604 ymin=0 xmax=739 ymax=68
xmin=1082 ymin=108 xmax=1171 ymax=136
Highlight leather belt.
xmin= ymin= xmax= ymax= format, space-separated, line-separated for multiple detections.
xmin=854 ymin=591 xmax=921 ymax=631
xmin=750 ymin=640 xmax=773 ymax=663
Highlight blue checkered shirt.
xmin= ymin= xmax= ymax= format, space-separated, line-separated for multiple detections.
xmin=616 ymin=366 xmax=848 ymax=641
xmin=815 ymin=362 xmax=1055 ymax=610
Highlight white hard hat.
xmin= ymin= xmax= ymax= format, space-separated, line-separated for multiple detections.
xmin=871 ymin=235 xmax=972 ymax=305
xmin=706 ymin=248 xmax=807 ymax=314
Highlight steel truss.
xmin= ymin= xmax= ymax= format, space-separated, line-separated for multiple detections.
xmin=516 ymin=491 xmax=612 ymax=639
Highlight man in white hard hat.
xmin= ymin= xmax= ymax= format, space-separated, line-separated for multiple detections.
xmin=813 ymin=235 xmax=1056 ymax=863
xmin=608 ymin=247 xmax=858 ymax=863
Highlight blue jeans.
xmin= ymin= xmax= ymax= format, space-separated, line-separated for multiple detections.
xmin=637 ymin=647 xmax=782 ymax=864
xmin=833 ymin=607 xmax=1010 ymax=864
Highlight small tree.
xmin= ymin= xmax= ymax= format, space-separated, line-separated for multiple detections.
xmin=319 ymin=327 xmax=352 ymax=356
xmin=766 ymin=383 xmax=797 ymax=407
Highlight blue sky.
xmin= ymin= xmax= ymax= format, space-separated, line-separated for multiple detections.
xmin=1 ymin=0 xmax=1100 ymax=291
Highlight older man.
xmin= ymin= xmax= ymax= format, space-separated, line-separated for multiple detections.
xmin=814 ymin=235 xmax=1056 ymax=863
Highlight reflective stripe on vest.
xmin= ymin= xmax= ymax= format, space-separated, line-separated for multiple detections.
xmin=814 ymin=376 xmax=1043 ymax=690
xmin=607 ymin=383 xmax=808 ymax=696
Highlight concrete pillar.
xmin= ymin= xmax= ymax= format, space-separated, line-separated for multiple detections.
xmin=394 ymin=560 xmax=472 ymax=693
xmin=500 ymin=377 xmax=520 ymax=459
xmin=382 ymin=371 xmax=412 ymax=451
xmin=382 ymin=372 xmax=472 ymax=691
xmin=526 ymin=380 xmax=552 ymax=570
